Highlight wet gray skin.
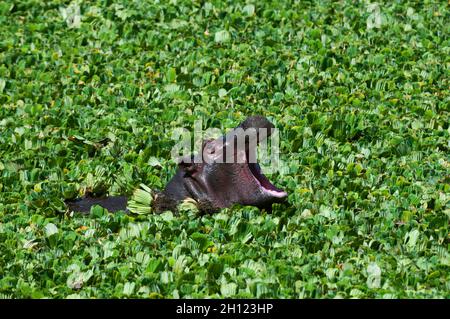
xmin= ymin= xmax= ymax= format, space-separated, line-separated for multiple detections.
xmin=66 ymin=116 xmax=287 ymax=214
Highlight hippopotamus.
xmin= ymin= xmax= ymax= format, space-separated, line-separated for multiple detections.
xmin=65 ymin=116 xmax=287 ymax=214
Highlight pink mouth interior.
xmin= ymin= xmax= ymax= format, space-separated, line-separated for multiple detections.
xmin=247 ymin=161 xmax=287 ymax=198
xmin=218 ymin=131 xmax=287 ymax=198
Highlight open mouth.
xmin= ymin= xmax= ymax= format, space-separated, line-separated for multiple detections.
xmin=248 ymin=162 xmax=287 ymax=198
xmin=216 ymin=115 xmax=288 ymax=200
xmin=245 ymin=147 xmax=287 ymax=198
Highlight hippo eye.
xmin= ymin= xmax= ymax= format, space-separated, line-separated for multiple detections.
xmin=205 ymin=145 xmax=215 ymax=154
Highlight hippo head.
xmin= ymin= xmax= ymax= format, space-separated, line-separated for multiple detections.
xmin=65 ymin=116 xmax=287 ymax=215
xmin=158 ymin=116 xmax=287 ymax=213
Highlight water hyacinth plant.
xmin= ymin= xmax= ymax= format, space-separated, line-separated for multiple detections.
xmin=0 ymin=0 xmax=448 ymax=298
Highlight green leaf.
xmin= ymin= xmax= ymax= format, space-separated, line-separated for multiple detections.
xmin=123 ymin=282 xmax=135 ymax=296
xmin=404 ymin=229 xmax=420 ymax=248
xmin=166 ymin=67 xmax=177 ymax=83
xmin=242 ymin=4 xmax=255 ymax=16
xmin=44 ymin=223 xmax=58 ymax=237
xmin=127 ymin=184 xmax=153 ymax=214
xmin=215 ymin=30 xmax=230 ymax=43
xmin=220 ymin=282 xmax=237 ymax=297
xmin=218 ymin=88 xmax=228 ymax=98
xmin=367 ymin=263 xmax=381 ymax=289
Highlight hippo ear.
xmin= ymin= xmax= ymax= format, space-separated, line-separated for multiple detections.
xmin=178 ymin=155 xmax=197 ymax=174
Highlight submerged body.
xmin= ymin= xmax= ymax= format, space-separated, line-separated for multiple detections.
xmin=66 ymin=116 xmax=287 ymax=214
